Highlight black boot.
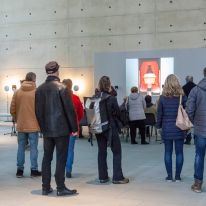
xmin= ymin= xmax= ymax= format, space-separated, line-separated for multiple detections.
xmin=57 ymin=187 xmax=77 ymax=196
xmin=42 ymin=187 xmax=53 ymax=196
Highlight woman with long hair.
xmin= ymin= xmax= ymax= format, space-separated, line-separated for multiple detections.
xmin=95 ymin=76 xmax=129 ymax=184
xmin=157 ymin=74 xmax=187 ymax=182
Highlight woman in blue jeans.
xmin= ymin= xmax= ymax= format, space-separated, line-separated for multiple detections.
xmin=157 ymin=74 xmax=187 ymax=182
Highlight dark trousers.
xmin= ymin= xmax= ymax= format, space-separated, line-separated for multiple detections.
xmin=96 ymin=130 xmax=124 ymax=181
xmin=129 ymin=120 xmax=146 ymax=143
xmin=42 ymin=136 xmax=68 ymax=191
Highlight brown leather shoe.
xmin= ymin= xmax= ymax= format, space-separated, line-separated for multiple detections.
xmin=112 ymin=178 xmax=129 ymax=184
xmin=191 ymin=180 xmax=202 ymax=193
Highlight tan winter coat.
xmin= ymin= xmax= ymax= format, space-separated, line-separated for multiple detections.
xmin=10 ymin=81 xmax=40 ymax=132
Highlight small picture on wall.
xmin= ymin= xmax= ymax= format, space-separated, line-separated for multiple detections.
xmin=139 ymin=58 xmax=160 ymax=95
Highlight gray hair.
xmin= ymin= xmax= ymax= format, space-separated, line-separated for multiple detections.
xmin=185 ymin=76 xmax=193 ymax=83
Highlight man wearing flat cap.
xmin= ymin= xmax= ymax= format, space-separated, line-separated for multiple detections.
xmin=35 ymin=61 xmax=78 ymax=196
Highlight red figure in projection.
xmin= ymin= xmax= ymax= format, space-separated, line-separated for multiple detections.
xmin=139 ymin=59 xmax=160 ymax=94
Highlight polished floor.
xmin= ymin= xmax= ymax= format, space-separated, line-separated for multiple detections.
xmin=0 ymin=123 xmax=206 ymax=206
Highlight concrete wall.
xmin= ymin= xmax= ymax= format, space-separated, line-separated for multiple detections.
xmin=0 ymin=0 xmax=206 ymax=114
xmin=94 ymin=48 xmax=206 ymax=103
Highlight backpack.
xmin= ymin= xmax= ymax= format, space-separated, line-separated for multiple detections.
xmin=85 ymin=93 xmax=111 ymax=134
xmin=119 ymin=97 xmax=129 ymax=126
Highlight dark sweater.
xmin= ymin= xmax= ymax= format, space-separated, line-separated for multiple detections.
xmin=182 ymin=81 xmax=196 ymax=97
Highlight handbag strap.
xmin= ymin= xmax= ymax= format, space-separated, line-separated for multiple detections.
xmin=179 ymin=95 xmax=182 ymax=106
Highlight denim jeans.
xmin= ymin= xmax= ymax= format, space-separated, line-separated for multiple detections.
xmin=66 ymin=136 xmax=76 ymax=173
xmin=164 ymin=139 xmax=184 ymax=178
xmin=194 ymin=135 xmax=206 ymax=181
xmin=17 ymin=132 xmax=39 ymax=170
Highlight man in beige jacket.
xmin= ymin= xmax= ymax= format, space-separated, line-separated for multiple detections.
xmin=10 ymin=72 xmax=41 ymax=178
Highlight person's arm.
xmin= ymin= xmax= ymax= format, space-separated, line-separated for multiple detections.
xmin=60 ymin=88 xmax=78 ymax=133
xmin=10 ymin=92 xmax=17 ymax=121
xmin=156 ymin=96 xmax=163 ymax=129
xmin=35 ymin=90 xmax=43 ymax=129
xmin=77 ymin=97 xmax=84 ymax=122
xmin=186 ymin=87 xmax=197 ymax=123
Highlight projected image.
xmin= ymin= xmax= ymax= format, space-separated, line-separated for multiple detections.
xmin=139 ymin=58 xmax=160 ymax=95
xmin=126 ymin=57 xmax=174 ymax=96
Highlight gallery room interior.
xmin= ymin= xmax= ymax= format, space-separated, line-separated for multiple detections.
xmin=1 ymin=0 xmax=206 ymax=205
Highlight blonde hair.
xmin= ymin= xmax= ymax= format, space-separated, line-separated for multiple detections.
xmin=162 ymin=74 xmax=184 ymax=97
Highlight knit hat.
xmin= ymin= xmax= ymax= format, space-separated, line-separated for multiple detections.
xmin=45 ymin=61 xmax=59 ymax=74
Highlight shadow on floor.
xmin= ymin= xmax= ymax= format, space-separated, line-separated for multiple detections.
xmin=31 ymin=189 xmax=79 ymax=198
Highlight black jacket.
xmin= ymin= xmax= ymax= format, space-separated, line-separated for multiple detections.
xmin=182 ymin=81 xmax=196 ymax=97
xmin=97 ymin=92 xmax=122 ymax=145
xmin=99 ymin=92 xmax=120 ymax=124
xmin=35 ymin=76 xmax=78 ymax=137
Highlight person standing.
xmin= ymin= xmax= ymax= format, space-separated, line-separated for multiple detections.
xmin=35 ymin=61 xmax=78 ymax=196
xmin=187 ymin=68 xmax=206 ymax=193
xmin=182 ymin=76 xmax=196 ymax=97
xmin=62 ymin=79 xmax=84 ymax=178
xmin=157 ymin=74 xmax=187 ymax=182
xmin=10 ymin=72 xmax=41 ymax=178
xmin=182 ymin=76 xmax=196 ymax=144
xmin=95 ymin=76 xmax=129 ymax=184
xmin=128 ymin=86 xmax=148 ymax=144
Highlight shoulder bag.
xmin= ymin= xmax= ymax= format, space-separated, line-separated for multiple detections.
xmin=176 ymin=95 xmax=193 ymax=130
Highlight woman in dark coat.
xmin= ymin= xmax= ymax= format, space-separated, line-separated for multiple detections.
xmin=95 ymin=76 xmax=129 ymax=184
xmin=157 ymin=74 xmax=187 ymax=182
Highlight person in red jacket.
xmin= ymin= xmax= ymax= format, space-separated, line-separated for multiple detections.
xmin=63 ymin=79 xmax=84 ymax=178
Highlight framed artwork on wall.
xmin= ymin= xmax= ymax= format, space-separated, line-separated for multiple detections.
xmin=139 ymin=58 xmax=160 ymax=95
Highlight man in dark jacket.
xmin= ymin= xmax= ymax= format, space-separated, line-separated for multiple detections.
xmin=186 ymin=68 xmax=206 ymax=193
xmin=183 ymin=76 xmax=196 ymax=97
xmin=182 ymin=76 xmax=196 ymax=144
xmin=35 ymin=61 xmax=78 ymax=196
